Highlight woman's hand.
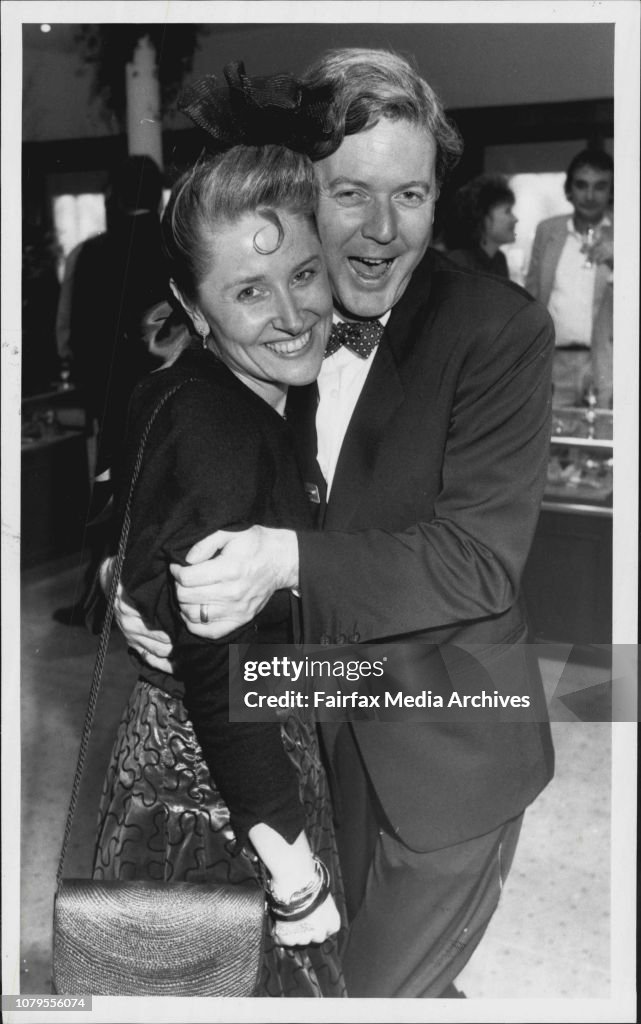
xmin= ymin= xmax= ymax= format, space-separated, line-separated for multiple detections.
xmin=98 ymin=556 xmax=174 ymax=670
xmin=592 ymin=235 xmax=614 ymax=269
xmin=115 ymin=586 xmax=174 ymax=673
xmin=98 ymin=555 xmax=116 ymax=597
xmin=272 ymin=891 xmax=341 ymax=947
xmin=247 ymin=826 xmax=341 ymax=946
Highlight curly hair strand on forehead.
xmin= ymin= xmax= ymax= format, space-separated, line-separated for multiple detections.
xmin=301 ymin=47 xmax=463 ymax=186
xmin=162 ymin=145 xmax=318 ymax=302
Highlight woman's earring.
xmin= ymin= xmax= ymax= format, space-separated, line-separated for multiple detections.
xmin=198 ymin=324 xmax=209 ymax=350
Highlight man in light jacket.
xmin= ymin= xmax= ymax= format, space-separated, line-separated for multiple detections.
xmin=525 ymin=147 xmax=613 ymax=406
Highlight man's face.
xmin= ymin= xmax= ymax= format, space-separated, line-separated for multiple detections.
xmin=314 ymin=118 xmax=438 ymax=318
xmin=566 ymin=165 xmax=613 ymax=227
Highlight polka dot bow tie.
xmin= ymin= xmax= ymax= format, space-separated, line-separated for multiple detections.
xmin=324 ymin=318 xmax=385 ymax=359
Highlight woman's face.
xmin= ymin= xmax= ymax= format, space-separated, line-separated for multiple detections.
xmin=190 ymin=210 xmax=332 ymax=407
xmin=483 ymin=202 xmax=517 ymax=247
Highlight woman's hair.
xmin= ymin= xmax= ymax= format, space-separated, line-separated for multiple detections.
xmin=446 ymin=174 xmax=515 ymax=248
xmin=301 ymin=47 xmax=463 ymax=187
xmin=162 ymin=144 xmax=318 ymax=302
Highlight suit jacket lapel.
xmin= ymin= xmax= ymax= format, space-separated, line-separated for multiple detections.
xmin=288 ymin=251 xmax=435 ymax=530
xmin=325 ymin=338 xmax=405 ymax=528
xmin=285 ymin=382 xmax=327 ymax=523
xmin=592 ymin=223 xmax=613 ymax=326
xmin=324 ymin=252 xmax=434 ymax=529
xmin=541 ymin=221 xmax=568 ymax=307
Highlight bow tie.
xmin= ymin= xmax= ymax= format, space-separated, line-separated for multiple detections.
xmin=324 ymin=318 xmax=384 ymax=359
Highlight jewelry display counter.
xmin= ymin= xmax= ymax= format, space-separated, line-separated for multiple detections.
xmin=523 ymin=407 xmax=613 ymax=644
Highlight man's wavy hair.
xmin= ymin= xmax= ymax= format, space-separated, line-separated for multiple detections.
xmin=162 ymin=145 xmax=317 ymax=303
xmin=301 ymin=48 xmax=463 ymax=188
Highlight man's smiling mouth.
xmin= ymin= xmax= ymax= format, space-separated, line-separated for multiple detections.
xmin=349 ymin=256 xmax=396 ymax=280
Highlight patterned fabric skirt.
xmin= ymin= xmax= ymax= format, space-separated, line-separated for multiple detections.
xmin=93 ymin=678 xmax=347 ymax=997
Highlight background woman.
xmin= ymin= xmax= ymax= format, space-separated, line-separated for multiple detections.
xmin=93 ymin=143 xmax=346 ymax=997
xmin=444 ymin=173 xmax=517 ymax=278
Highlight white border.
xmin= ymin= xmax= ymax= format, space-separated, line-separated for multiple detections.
xmin=2 ymin=2 xmax=638 ymax=1022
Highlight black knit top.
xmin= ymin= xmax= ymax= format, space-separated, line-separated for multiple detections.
xmin=114 ymin=344 xmax=313 ymax=848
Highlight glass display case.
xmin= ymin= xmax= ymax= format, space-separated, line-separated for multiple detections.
xmin=543 ymin=406 xmax=613 ymax=514
xmin=523 ymin=404 xmax=613 ymax=644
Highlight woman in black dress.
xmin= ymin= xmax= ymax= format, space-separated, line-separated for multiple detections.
xmin=93 ymin=139 xmax=346 ymax=996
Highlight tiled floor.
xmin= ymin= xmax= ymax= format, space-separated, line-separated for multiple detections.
xmin=10 ymin=553 xmax=625 ymax=1006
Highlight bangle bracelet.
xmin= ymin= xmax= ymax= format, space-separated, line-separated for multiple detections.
xmin=269 ymin=880 xmax=330 ymax=923
xmin=267 ymin=860 xmax=321 ymax=907
xmin=266 ymin=858 xmax=329 ymax=916
xmin=266 ymin=855 xmax=325 ymax=904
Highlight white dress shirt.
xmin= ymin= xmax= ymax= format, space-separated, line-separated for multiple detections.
xmin=316 ymin=311 xmax=391 ymax=495
xmin=547 ymin=216 xmax=611 ymax=348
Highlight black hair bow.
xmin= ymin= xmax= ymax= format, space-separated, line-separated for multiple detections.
xmin=178 ymin=60 xmax=335 ymax=156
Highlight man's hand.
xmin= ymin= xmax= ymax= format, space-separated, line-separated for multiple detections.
xmin=114 ymin=583 xmax=174 ymax=673
xmin=592 ymin=235 xmax=614 ymax=269
xmin=171 ymin=526 xmax=299 ymax=639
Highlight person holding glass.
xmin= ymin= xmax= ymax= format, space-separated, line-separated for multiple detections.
xmin=92 ymin=71 xmax=346 ymax=997
xmin=525 ymin=147 xmax=613 ymax=406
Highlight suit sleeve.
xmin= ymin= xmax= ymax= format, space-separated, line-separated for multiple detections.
xmin=298 ymin=299 xmax=555 ymax=642
xmin=122 ymin=380 xmax=304 ymax=846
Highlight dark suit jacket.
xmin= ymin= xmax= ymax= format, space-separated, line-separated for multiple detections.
xmin=288 ymin=249 xmax=556 ymax=853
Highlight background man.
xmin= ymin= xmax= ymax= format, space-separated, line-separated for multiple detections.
xmin=117 ymin=48 xmax=555 ymax=998
xmin=55 ymin=156 xmax=168 ymax=626
xmin=525 ymin=147 xmax=614 ymax=406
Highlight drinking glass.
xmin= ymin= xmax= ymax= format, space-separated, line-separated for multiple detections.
xmin=581 ymin=227 xmax=600 ymax=268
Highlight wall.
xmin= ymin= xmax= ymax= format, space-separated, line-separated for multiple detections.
xmin=22 ymin=21 xmax=614 ymax=142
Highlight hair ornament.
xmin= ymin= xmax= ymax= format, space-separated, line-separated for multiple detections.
xmin=252 ymin=210 xmax=284 ymax=254
xmin=178 ymin=60 xmax=335 ymax=155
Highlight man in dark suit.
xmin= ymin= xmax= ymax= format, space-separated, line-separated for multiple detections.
xmin=117 ymin=49 xmax=555 ymax=997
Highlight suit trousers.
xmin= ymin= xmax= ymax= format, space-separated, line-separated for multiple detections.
xmin=331 ymin=722 xmax=523 ymax=998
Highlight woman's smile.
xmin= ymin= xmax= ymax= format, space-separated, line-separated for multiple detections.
xmin=264 ymin=329 xmax=315 ymax=356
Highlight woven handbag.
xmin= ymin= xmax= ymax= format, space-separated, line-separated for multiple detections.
xmin=52 ymin=381 xmax=266 ymax=997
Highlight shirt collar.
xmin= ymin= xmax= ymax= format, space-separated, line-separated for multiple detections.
xmin=567 ymin=212 xmax=612 ymax=237
xmin=332 ymin=309 xmax=392 ymax=326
